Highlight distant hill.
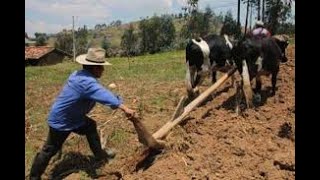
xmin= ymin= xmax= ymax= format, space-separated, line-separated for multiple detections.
xmin=47 ymin=17 xmax=222 ymax=51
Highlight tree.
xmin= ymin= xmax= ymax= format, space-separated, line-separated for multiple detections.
xmin=265 ymin=0 xmax=292 ymax=34
xmin=180 ymin=2 xmax=219 ymax=39
xmin=35 ymin=36 xmax=47 ymax=46
xmin=109 ymin=20 xmax=122 ymax=27
xmin=200 ymin=6 xmax=214 ymax=36
xmin=138 ymin=15 xmax=176 ymax=54
xmin=139 ymin=18 xmax=156 ymax=54
xmin=242 ymin=0 xmax=293 ymax=34
xmin=181 ymin=0 xmax=199 ymax=15
xmin=146 ymin=16 xmax=161 ymax=53
xmin=75 ymin=25 xmax=89 ymax=55
xmin=158 ymin=15 xmax=176 ymax=51
xmin=180 ymin=0 xmax=199 ymax=38
xmin=180 ymin=9 xmax=214 ymax=38
xmin=95 ymin=24 xmax=101 ymax=30
xmin=54 ymin=30 xmax=73 ymax=54
xmin=114 ymin=20 xmax=122 ymax=27
xmin=220 ymin=11 xmax=241 ymax=38
xmin=34 ymin=32 xmax=46 ymax=39
xmin=101 ymin=36 xmax=111 ymax=56
xmin=276 ymin=22 xmax=295 ymax=34
xmin=34 ymin=32 xmax=47 ymax=46
xmin=54 ymin=26 xmax=88 ymax=55
xmin=138 ymin=19 xmax=149 ymax=53
xmin=121 ymin=24 xmax=138 ymax=56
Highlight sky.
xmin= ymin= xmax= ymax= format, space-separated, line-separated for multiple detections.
xmin=25 ymin=0 xmax=295 ymax=38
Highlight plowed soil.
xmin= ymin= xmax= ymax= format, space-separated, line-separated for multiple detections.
xmin=47 ymin=44 xmax=295 ymax=180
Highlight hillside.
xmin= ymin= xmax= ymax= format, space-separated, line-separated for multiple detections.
xmin=47 ymin=18 xmax=223 ymax=51
xmin=47 ymin=19 xmax=182 ymax=49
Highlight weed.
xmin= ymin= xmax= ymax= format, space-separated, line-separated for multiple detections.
xmin=108 ymin=128 xmax=128 ymax=145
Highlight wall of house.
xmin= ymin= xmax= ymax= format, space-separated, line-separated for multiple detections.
xmin=37 ymin=50 xmax=65 ymax=66
xmin=25 ymin=59 xmax=38 ymax=66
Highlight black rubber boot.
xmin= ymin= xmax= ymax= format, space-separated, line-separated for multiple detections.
xmin=29 ymin=145 xmax=57 ymax=180
xmin=86 ymin=129 xmax=116 ymax=161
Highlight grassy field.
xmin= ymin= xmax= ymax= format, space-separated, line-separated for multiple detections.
xmin=25 ymin=50 xmax=187 ymax=177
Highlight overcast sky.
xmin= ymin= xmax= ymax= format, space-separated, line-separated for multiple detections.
xmin=25 ymin=0 xmax=295 ymax=38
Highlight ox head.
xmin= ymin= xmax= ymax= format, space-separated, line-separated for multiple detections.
xmin=273 ymin=34 xmax=289 ymax=63
xmin=231 ymin=37 xmax=266 ymax=75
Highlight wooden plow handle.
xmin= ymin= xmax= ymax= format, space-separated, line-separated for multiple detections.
xmin=152 ymin=67 xmax=237 ymax=140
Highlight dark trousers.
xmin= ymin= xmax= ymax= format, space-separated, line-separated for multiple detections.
xmin=29 ymin=117 xmax=103 ymax=180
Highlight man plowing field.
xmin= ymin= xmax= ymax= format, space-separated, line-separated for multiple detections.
xmin=29 ymin=48 xmax=136 ymax=180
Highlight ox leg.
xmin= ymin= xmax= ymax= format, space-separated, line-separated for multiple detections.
xmin=211 ymin=71 xmax=217 ymax=84
xmin=256 ymin=75 xmax=262 ymax=94
xmin=194 ymin=73 xmax=202 ymax=87
xmin=231 ymin=73 xmax=235 ymax=89
xmin=271 ymin=69 xmax=279 ymax=96
xmin=186 ymin=63 xmax=196 ymax=97
xmin=235 ymin=81 xmax=241 ymax=115
xmin=281 ymin=48 xmax=288 ymax=63
xmin=281 ymin=54 xmax=288 ymax=63
xmin=254 ymin=75 xmax=262 ymax=104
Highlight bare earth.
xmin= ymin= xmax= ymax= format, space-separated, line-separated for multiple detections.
xmin=45 ymin=44 xmax=295 ymax=180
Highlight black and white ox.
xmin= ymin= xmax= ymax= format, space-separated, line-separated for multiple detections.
xmin=185 ymin=34 xmax=234 ymax=97
xmin=232 ymin=35 xmax=289 ymax=104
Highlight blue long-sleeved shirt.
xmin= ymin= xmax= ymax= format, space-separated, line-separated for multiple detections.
xmin=48 ymin=69 xmax=123 ymax=131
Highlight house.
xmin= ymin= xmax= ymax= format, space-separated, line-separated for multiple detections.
xmin=25 ymin=46 xmax=72 ymax=66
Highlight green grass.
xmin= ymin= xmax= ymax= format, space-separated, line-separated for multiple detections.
xmin=104 ymin=50 xmax=185 ymax=82
xmin=25 ymin=50 xmax=186 ymax=175
xmin=108 ymin=128 xmax=129 ymax=145
xmin=25 ymin=60 xmax=78 ymax=84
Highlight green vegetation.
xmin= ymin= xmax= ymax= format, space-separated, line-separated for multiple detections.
xmin=25 ymin=61 xmax=77 ymax=84
xmin=108 ymin=128 xmax=129 ymax=145
xmin=25 ymin=50 xmax=186 ymax=175
xmin=100 ymin=50 xmax=185 ymax=82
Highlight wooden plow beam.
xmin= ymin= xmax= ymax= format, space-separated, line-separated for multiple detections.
xmin=152 ymin=67 xmax=237 ymax=140
xmin=129 ymin=116 xmax=165 ymax=149
xmin=241 ymin=60 xmax=253 ymax=108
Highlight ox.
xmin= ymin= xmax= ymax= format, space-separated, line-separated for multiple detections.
xmin=232 ymin=35 xmax=289 ymax=104
xmin=185 ymin=34 xmax=234 ymax=97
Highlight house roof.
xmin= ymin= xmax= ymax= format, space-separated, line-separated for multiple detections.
xmin=25 ymin=46 xmax=55 ymax=60
xmin=25 ymin=46 xmax=72 ymax=60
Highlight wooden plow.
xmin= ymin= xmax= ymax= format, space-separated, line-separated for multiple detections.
xmin=153 ymin=66 xmax=237 ymax=140
xmin=130 ymin=66 xmax=239 ymax=149
xmin=125 ymin=64 xmax=254 ymax=173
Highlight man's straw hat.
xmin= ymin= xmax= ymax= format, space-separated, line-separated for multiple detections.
xmin=76 ymin=48 xmax=112 ymax=65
